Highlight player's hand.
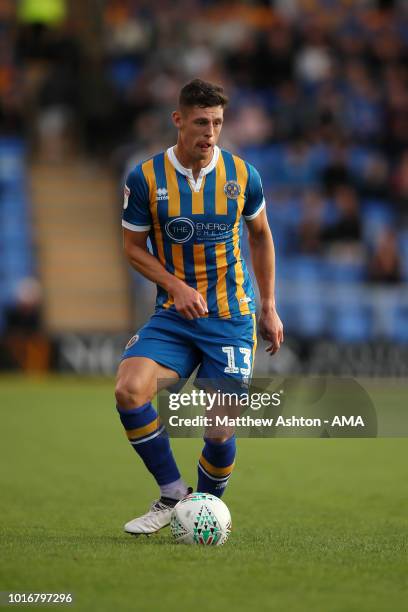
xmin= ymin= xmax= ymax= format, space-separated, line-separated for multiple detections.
xmin=258 ymin=306 xmax=284 ymax=355
xmin=170 ymin=280 xmax=208 ymax=320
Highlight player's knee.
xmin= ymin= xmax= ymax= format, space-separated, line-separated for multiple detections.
xmin=115 ymin=375 xmax=153 ymax=409
xmin=211 ymin=435 xmax=232 ymax=444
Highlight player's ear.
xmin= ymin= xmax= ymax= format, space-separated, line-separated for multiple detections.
xmin=172 ymin=110 xmax=182 ymax=129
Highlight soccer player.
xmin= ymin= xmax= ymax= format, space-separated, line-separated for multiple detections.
xmin=115 ymin=79 xmax=283 ymax=535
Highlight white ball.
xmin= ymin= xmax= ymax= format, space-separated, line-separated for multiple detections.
xmin=170 ymin=492 xmax=232 ymax=546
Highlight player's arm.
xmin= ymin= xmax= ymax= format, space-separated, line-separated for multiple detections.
xmin=246 ymin=208 xmax=284 ymax=354
xmin=123 ymin=228 xmax=207 ymax=320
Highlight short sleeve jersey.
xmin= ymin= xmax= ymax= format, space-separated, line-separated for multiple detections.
xmin=122 ymin=146 xmax=265 ymax=318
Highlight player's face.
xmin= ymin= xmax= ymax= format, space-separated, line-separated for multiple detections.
xmin=173 ymin=105 xmax=224 ymax=164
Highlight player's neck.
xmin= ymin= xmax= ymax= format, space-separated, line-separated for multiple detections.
xmin=173 ymin=144 xmax=214 ymax=181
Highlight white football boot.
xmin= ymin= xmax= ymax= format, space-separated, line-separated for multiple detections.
xmin=124 ymin=488 xmax=193 ymax=536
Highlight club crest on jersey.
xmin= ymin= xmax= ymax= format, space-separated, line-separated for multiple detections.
xmin=224 ymin=180 xmax=241 ymax=199
xmin=123 ymin=185 xmax=130 ymax=209
xmin=125 ymin=334 xmax=139 ymax=349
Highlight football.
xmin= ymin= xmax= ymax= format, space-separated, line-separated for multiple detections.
xmin=170 ymin=492 xmax=232 ymax=545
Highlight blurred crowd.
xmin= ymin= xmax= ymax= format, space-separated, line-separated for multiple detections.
xmin=100 ymin=0 xmax=407 ymax=287
xmin=1 ymin=0 xmax=408 ymax=345
xmin=3 ymin=1 xmax=407 ymax=266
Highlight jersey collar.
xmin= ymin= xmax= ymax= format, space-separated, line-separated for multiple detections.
xmin=166 ymin=145 xmax=220 ymax=192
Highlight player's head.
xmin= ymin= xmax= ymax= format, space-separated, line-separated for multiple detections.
xmin=172 ymin=79 xmax=228 ymax=163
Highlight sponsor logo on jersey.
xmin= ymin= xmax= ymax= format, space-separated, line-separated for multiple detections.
xmin=123 ymin=185 xmax=130 ymax=209
xmin=239 ymin=296 xmax=251 ymax=304
xmin=164 ymin=218 xmax=234 ymax=243
xmin=224 ymin=180 xmax=241 ymax=199
xmin=156 ymin=187 xmax=169 ymax=201
xmin=125 ymin=334 xmax=139 ymax=349
xmin=196 ymin=221 xmax=233 ymax=241
xmin=165 ymin=217 xmax=195 ymax=243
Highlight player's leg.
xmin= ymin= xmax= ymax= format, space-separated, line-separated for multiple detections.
xmin=115 ymin=311 xmax=201 ymax=533
xmin=195 ymin=314 xmax=257 ymax=498
xmin=115 ymin=356 xmax=188 ymax=500
xmin=115 ymin=357 xmax=190 ymax=534
xmin=197 ymin=432 xmax=237 ymax=497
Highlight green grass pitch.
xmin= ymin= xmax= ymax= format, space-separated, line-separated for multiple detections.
xmin=1 ymin=376 xmax=407 ymax=612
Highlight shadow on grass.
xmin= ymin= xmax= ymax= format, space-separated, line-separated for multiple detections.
xmin=1 ymin=529 xmax=175 ymax=547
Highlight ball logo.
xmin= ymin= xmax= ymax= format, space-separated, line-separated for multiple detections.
xmin=224 ymin=180 xmax=241 ymax=199
xmin=165 ymin=217 xmax=195 ymax=243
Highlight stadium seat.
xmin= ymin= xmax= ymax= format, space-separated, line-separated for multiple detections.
xmin=325 ymin=261 xmax=366 ymax=283
xmin=347 ymin=146 xmax=372 ymax=177
xmin=399 ymin=231 xmax=408 ymax=282
xmin=295 ymin=302 xmax=327 ymax=338
xmin=0 ymin=138 xmax=34 ymax=325
xmin=370 ymin=290 xmax=408 ymax=342
xmin=240 ymin=145 xmax=285 ymax=187
xmin=361 ymin=200 xmax=395 ymax=245
xmin=274 ymin=299 xmax=297 ymax=333
xmin=290 ymin=256 xmax=323 ymax=281
xmin=330 ymin=301 xmax=372 ymax=342
xmin=388 ymin=305 xmax=408 ymax=343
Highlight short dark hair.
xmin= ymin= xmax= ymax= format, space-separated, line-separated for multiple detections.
xmin=179 ymin=78 xmax=228 ymax=109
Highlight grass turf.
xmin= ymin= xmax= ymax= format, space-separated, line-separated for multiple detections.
xmin=0 ymin=376 xmax=407 ymax=612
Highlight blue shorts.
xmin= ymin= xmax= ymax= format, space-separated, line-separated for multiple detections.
xmin=122 ymin=308 xmax=257 ymax=383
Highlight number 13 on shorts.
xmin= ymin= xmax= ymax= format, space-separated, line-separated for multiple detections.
xmin=222 ymin=346 xmax=252 ymax=377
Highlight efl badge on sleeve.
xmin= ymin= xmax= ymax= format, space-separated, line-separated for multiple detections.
xmin=224 ymin=180 xmax=241 ymax=199
xmin=123 ymin=185 xmax=130 ymax=209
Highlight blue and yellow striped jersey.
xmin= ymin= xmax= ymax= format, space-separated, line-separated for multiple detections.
xmin=122 ymin=145 xmax=265 ymax=319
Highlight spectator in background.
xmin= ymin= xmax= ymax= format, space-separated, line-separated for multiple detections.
xmin=391 ymin=149 xmax=408 ymax=223
xmin=321 ymin=185 xmax=363 ymax=255
xmin=17 ymin=0 xmax=66 ymax=26
xmin=368 ymin=228 xmax=402 ymax=284
xmin=79 ymin=57 xmax=120 ymax=157
xmin=259 ymin=24 xmax=296 ymax=88
xmin=0 ymin=63 xmax=24 ymax=136
xmin=0 ymin=3 xmax=24 ymax=136
xmin=383 ymin=65 xmax=408 ymax=159
xmin=4 ymin=277 xmax=42 ymax=334
xmin=295 ymin=22 xmax=332 ymax=86
xmin=280 ymin=140 xmax=319 ymax=190
xmin=36 ymin=33 xmax=81 ymax=160
xmin=342 ymin=60 xmax=384 ymax=144
xmin=359 ymin=153 xmax=390 ymax=202
xmin=226 ymin=103 xmax=273 ymax=148
xmin=321 ymin=140 xmax=352 ymax=196
xmin=16 ymin=18 xmax=83 ymax=160
xmin=298 ymin=189 xmax=325 ymax=254
xmin=273 ymin=81 xmax=309 ymax=142
xmin=2 ymin=277 xmax=50 ymax=372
